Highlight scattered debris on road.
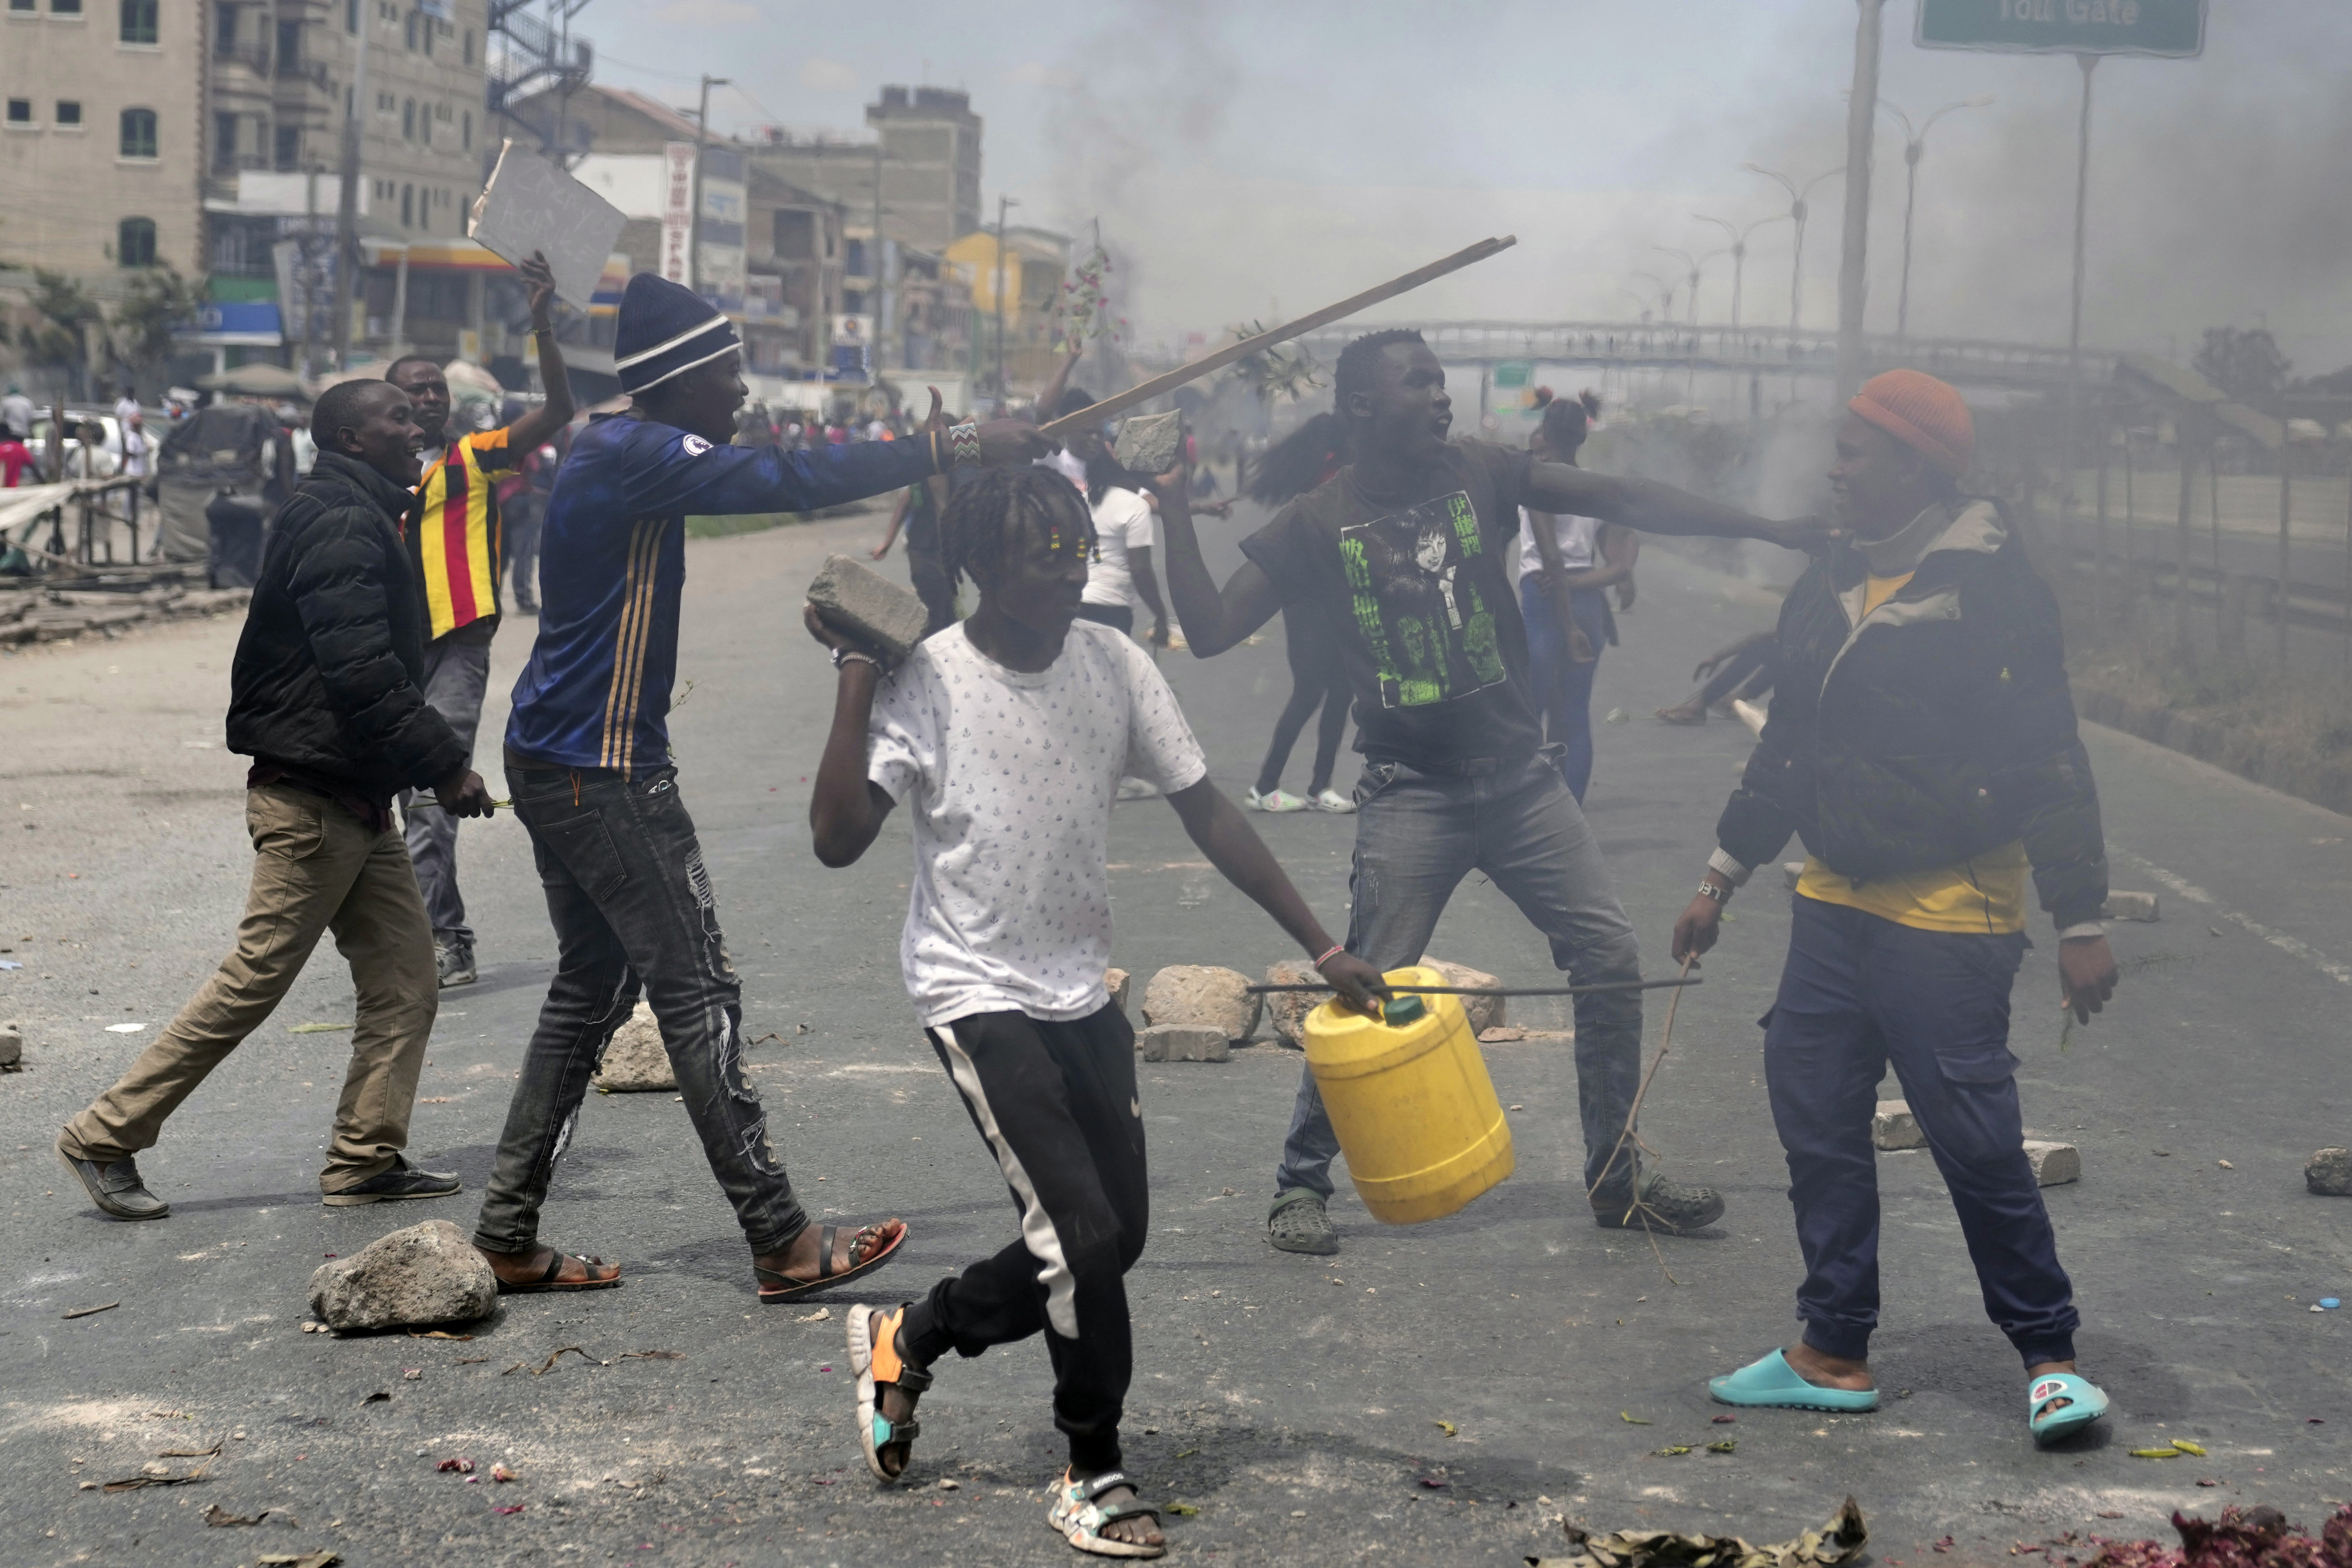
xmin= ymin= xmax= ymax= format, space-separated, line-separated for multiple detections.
xmin=61 ymin=1300 xmax=119 ymax=1319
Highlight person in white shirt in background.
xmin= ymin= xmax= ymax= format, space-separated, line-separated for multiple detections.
xmin=1516 ymin=389 xmax=1637 ymax=804
xmin=805 ymin=463 xmax=1385 ymax=1556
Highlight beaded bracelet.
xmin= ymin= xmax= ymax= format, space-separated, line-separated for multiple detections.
xmin=1312 ymin=943 xmax=1346 ymax=968
xmin=947 ymin=422 xmax=982 ymax=467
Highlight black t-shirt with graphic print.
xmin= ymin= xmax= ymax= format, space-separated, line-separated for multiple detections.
xmin=1241 ymin=439 xmax=1543 ymax=770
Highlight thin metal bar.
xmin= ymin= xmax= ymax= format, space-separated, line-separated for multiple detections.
xmin=1243 ymin=977 xmax=1702 ymax=999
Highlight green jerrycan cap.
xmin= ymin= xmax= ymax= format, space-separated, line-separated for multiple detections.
xmin=1381 ymin=994 xmax=1427 ymax=1026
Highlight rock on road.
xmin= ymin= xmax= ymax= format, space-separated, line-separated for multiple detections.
xmin=1 ymin=505 xmax=2347 ymax=1565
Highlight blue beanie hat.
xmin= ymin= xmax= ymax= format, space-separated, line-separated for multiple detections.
xmin=614 ymin=272 xmax=739 ymax=395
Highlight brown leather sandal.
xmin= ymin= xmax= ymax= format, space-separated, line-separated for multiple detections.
xmin=754 ymin=1220 xmax=905 ymax=1305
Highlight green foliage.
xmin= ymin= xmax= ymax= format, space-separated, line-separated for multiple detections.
xmin=18 ymin=269 xmax=102 ymax=373
xmin=110 ymin=265 xmax=196 ymax=377
xmin=2192 ymin=326 xmax=2291 ymax=405
xmin=1225 ymin=319 xmax=1325 ymax=406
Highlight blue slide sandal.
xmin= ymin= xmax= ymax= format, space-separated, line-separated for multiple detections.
xmin=1708 ymin=1348 xmax=1880 ymax=1413
xmin=2028 ymin=1370 xmax=2108 ymax=1446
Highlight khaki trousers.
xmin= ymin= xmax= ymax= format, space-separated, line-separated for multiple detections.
xmin=60 ymin=783 xmax=439 ymax=1190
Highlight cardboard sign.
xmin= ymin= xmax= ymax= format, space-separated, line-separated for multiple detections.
xmin=469 ymin=140 xmax=631 ymax=309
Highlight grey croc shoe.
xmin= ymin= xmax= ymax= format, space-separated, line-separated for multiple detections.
xmin=1266 ymin=1188 xmax=1339 ymax=1255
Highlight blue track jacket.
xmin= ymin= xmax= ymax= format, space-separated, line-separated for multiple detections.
xmin=506 ymin=414 xmax=935 ymax=775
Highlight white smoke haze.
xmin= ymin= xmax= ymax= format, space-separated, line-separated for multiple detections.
xmin=598 ymin=1 xmax=2352 ymax=372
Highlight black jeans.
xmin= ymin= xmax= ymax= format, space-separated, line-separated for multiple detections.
xmin=905 ymin=1005 xmax=1148 ymax=1474
xmin=1255 ymin=606 xmax=1350 ymax=797
xmin=470 ymin=757 xmax=809 ymax=1257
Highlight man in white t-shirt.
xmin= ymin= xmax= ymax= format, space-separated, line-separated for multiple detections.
xmin=805 ymin=464 xmax=1384 ymax=1556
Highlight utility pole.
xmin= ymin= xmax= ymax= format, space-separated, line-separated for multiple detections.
xmin=331 ymin=0 xmax=371 ymax=371
xmin=303 ymin=162 xmax=323 ymax=377
xmin=689 ymin=74 xmax=729 ymax=301
xmin=872 ymin=140 xmax=887 ymax=376
xmin=992 ymin=194 xmax=1018 ymax=401
xmin=2060 ymin=53 xmax=2099 ymax=535
xmin=1833 ymin=0 xmax=1884 ymax=404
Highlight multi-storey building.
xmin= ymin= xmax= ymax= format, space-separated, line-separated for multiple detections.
xmin=0 ymin=0 xmax=204 ymax=277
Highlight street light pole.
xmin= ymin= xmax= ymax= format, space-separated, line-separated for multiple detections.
xmin=2061 ymin=54 xmax=2100 ymax=538
xmin=1743 ymin=161 xmax=1843 ymax=400
xmin=1878 ymin=94 xmax=1994 ymax=339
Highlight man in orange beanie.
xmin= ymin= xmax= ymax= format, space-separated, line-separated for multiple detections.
xmin=1669 ymin=369 xmax=2121 ymax=1449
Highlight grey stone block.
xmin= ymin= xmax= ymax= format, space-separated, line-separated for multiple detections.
xmin=593 ymin=1001 xmax=676 ymax=1093
xmin=0 ymin=1024 xmax=21 ymax=1069
xmin=1418 ymin=956 xmax=1505 ymax=1035
xmin=1140 ymin=1024 xmax=1229 ymax=1063
xmin=1262 ymin=960 xmax=1319 ymax=1048
xmin=2023 ymin=1140 xmax=2081 ymax=1187
xmin=1872 ymin=1099 xmax=1924 ymax=1151
xmin=1106 ymin=968 xmax=1131 ymax=1014
xmin=2104 ymin=891 xmax=2160 ymax=922
xmin=1113 ymin=411 xmax=1183 ymax=476
xmin=1783 ymin=862 xmax=1805 ymax=890
xmin=1142 ymin=965 xmax=1261 ymax=1042
xmin=2308 ymin=1147 xmax=2352 ymax=1196
xmin=308 ymin=1220 xmax=498 ymax=1333
xmin=808 ymin=553 xmax=930 ymax=663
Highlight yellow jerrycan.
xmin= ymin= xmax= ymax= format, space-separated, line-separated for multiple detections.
xmin=1299 ymin=965 xmax=1514 ymax=1225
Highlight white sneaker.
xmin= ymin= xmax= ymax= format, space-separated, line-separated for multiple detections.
xmin=1246 ymin=787 xmax=1308 ymax=813
xmin=1115 ymin=777 xmax=1160 ymax=801
xmin=1310 ymin=789 xmax=1356 ymax=814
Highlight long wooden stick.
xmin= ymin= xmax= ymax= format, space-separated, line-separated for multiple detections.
xmin=1034 ymin=235 xmax=1518 ymax=441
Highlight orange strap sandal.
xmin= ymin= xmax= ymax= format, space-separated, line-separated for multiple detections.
xmin=848 ymin=1303 xmax=931 ymax=1482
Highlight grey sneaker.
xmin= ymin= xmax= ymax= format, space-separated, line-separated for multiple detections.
xmin=435 ymin=940 xmax=477 ymax=988
xmin=322 ymin=1154 xmax=462 ymax=1207
xmin=1267 ymin=1188 xmax=1339 ymax=1255
xmin=57 ymin=1142 xmax=170 ymax=1221
xmin=1593 ymin=1172 xmax=1725 ymax=1236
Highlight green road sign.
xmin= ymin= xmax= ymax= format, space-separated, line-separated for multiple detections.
xmin=1492 ymin=361 xmax=1534 ymax=389
xmin=1915 ymin=0 xmax=2206 ymax=57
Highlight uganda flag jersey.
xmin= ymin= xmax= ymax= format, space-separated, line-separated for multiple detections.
xmin=407 ymin=428 xmax=518 ymax=639
xmin=504 ymin=412 xmax=938 ymax=776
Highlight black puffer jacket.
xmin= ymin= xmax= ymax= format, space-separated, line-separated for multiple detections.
xmin=226 ymin=451 xmax=467 ymax=797
xmin=1717 ymin=500 xmax=2108 ymax=929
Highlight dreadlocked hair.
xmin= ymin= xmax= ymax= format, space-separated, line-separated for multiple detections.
xmin=940 ymin=465 xmax=1096 ymax=590
xmin=1331 ymin=328 xmax=1428 ymax=426
xmin=1247 ymin=411 xmax=1349 ymax=504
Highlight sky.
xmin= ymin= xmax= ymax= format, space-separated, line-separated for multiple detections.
xmin=589 ymin=1 xmax=2352 ymax=374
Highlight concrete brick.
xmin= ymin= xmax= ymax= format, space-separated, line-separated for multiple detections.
xmin=1113 ymin=411 xmax=1183 ymax=475
xmin=0 ymin=1025 xmax=20 ymax=1069
xmin=1106 ymin=968 xmax=1131 ymax=1014
xmin=808 ymin=554 xmax=931 ymax=663
xmin=2103 ymin=891 xmax=2160 ymax=922
xmin=593 ymin=1001 xmax=675 ymax=1093
xmin=2023 ymin=1140 xmax=2081 ymax=1187
xmin=1872 ymin=1100 xmax=1925 ymax=1151
xmin=1142 ymin=965 xmax=1260 ymax=1041
xmin=1784 ymin=862 xmax=1805 ymax=890
xmin=2308 ymin=1147 xmax=2352 ymax=1196
xmin=1139 ymin=1024 xmax=1229 ymax=1063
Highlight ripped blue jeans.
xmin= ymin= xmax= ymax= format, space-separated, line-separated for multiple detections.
xmin=471 ymin=758 xmax=808 ymax=1257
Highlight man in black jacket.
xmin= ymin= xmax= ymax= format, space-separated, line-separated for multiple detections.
xmin=1671 ymin=370 xmax=2119 ymax=1446
xmin=57 ymin=380 xmax=495 ymax=1221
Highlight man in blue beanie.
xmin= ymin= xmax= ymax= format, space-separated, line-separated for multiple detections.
xmin=470 ymin=273 xmax=1048 ymax=1301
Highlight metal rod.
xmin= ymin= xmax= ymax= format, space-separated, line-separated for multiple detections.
xmin=1243 ymin=977 xmax=1701 ymax=998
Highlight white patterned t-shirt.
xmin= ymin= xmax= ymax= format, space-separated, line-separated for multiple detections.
xmin=866 ymin=619 xmax=1208 ymax=1027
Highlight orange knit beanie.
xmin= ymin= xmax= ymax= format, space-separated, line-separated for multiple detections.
xmin=1848 ymin=369 xmax=1973 ymax=481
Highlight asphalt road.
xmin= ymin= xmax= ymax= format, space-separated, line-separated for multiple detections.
xmin=2 ymin=498 xmax=2349 ymax=1567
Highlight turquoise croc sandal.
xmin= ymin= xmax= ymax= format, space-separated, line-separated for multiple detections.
xmin=2028 ymin=1370 xmax=2108 ymax=1446
xmin=1708 ymin=1348 xmax=1880 ymax=1413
